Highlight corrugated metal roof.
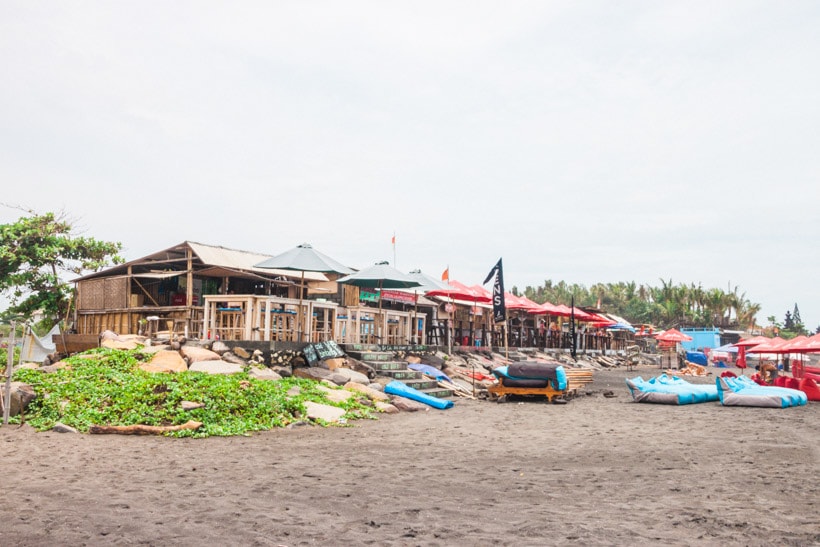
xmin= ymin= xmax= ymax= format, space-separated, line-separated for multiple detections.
xmin=188 ymin=242 xmax=327 ymax=281
xmin=72 ymin=241 xmax=327 ymax=282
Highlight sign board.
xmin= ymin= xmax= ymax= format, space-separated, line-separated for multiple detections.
xmin=301 ymin=341 xmax=346 ymax=366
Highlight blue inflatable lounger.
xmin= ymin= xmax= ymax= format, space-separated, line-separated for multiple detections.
xmin=625 ymin=374 xmax=719 ymax=405
xmin=716 ymin=375 xmax=808 ymax=408
xmin=488 ymin=361 xmax=569 ymax=403
xmin=384 ymin=380 xmax=454 ymax=410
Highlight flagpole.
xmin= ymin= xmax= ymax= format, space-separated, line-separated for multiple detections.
xmin=392 ymin=231 xmax=396 ymax=270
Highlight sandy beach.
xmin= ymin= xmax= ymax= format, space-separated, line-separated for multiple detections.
xmin=2 ymin=365 xmax=818 ymax=546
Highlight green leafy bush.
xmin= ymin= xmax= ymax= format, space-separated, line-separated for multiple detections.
xmin=12 ymin=348 xmax=377 ymax=437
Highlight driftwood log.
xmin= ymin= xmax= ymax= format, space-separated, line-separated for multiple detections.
xmin=89 ymin=420 xmax=203 ymax=435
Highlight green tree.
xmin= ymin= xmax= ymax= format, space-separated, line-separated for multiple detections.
xmin=0 ymin=208 xmax=123 ymax=324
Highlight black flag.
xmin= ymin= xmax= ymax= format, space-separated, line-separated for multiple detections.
xmin=570 ymin=295 xmax=577 ymax=359
xmin=483 ymin=258 xmax=506 ymax=324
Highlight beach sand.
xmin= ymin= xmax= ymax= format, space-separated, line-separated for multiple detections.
xmin=2 ymin=365 xmax=818 ymax=546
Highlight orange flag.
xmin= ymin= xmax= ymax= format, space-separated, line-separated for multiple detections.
xmin=441 ymin=267 xmax=449 ymax=282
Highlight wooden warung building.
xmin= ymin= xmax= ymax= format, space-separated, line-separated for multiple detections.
xmin=71 ymin=241 xmax=427 ymax=345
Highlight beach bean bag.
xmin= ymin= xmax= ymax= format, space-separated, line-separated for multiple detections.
xmin=493 ymin=364 xmax=567 ymax=391
xmin=798 ymin=378 xmax=820 ymax=402
xmin=625 ymin=374 xmax=718 ymax=405
xmin=717 ymin=376 xmax=808 ymax=408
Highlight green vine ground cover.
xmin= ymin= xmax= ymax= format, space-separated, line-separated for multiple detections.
xmin=10 ymin=348 xmax=378 ymax=437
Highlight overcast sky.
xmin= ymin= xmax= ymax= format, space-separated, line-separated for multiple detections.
xmin=2 ymin=1 xmax=819 ymax=330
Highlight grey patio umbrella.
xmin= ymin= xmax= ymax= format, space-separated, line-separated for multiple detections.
xmin=336 ymin=261 xmax=422 ymax=311
xmin=254 ymin=243 xmax=354 ymax=341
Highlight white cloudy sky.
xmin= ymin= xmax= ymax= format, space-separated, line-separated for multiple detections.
xmin=2 ymin=1 xmax=819 ymax=329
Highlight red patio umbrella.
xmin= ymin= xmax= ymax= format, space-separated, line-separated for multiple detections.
xmin=518 ymin=295 xmax=544 ymax=313
xmin=504 ymin=292 xmax=536 ymax=311
xmin=654 ymin=328 xmax=693 ymax=342
xmin=746 ymin=337 xmax=787 ymax=354
xmin=425 ymin=280 xmax=491 ymax=303
xmin=732 ymin=335 xmax=771 ymax=369
xmin=531 ymin=301 xmax=565 ymax=316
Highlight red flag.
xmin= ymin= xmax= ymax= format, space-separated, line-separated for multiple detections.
xmin=391 ymin=234 xmax=396 ymax=246
xmin=441 ymin=267 xmax=449 ymax=282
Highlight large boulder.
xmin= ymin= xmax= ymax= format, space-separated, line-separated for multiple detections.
xmin=390 ymin=396 xmax=429 ymax=412
xmin=316 ymin=384 xmax=355 ymax=403
xmin=248 ymin=367 xmax=282 ymax=381
xmin=99 ymin=330 xmax=144 ymax=350
xmin=344 ymin=381 xmax=389 ymax=402
xmin=140 ymin=350 xmax=188 ymax=373
xmin=180 ymin=346 xmax=221 ymax=364
xmin=1 ymin=382 xmax=37 ymax=417
xmin=303 ymin=401 xmax=346 ymax=423
xmin=293 ymin=367 xmax=333 ymax=381
xmin=221 ymin=352 xmax=248 ymax=366
xmin=331 ymin=368 xmax=370 ymax=385
xmin=188 ymin=360 xmax=244 ymax=375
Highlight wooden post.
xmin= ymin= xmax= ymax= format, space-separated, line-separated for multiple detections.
xmin=186 ymin=249 xmax=193 ymax=337
xmin=3 ymin=320 xmax=16 ymax=425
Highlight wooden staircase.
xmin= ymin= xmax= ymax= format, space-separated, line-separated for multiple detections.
xmin=342 ymin=344 xmax=453 ymax=399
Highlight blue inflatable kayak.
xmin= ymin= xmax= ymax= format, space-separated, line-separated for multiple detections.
xmin=384 ymin=380 xmax=454 ymax=410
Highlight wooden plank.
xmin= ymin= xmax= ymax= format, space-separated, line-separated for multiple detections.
xmin=52 ymin=334 xmax=99 ymax=354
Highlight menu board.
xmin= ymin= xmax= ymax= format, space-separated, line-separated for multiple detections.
xmin=301 ymin=341 xmax=345 ymax=366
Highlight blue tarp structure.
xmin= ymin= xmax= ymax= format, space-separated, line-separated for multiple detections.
xmin=685 ymin=351 xmax=708 ymax=366
xmin=712 ymin=343 xmax=739 ymax=354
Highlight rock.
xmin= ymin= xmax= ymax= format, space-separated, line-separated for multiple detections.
xmin=332 ymin=368 xmax=370 ymax=385
xmin=210 ymin=341 xmax=230 ymax=355
xmin=180 ymin=346 xmax=221 ymax=364
xmin=316 ymin=384 xmax=354 ymax=403
xmin=101 ymin=338 xmax=140 ymax=350
xmin=367 ymin=383 xmax=385 ymax=392
xmin=374 ymin=401 xmax=399 ymax=414
xmin=271 ymin=366 xmax=291 ymax=378
xmin=342 ymin=357 xmax=376 ymax=379
xmin=188 ymin=360 xmax=244 ymax=375
xmin=139 ymin=344 xmax=170 ymax=355
xmin=390 ymin=396 xmax=428 ymax=412
xmin=221 ymin=352 xmax=248 ymax=366
xmin=181 ymin=401 xmax=205 ymax=411
xmin=344 ymin=381 xmax=389 ymax=402
xmin=287 ymin=386 xmax=302 ymax=397
xmin=293 ymin=367 xmax=333 ymax=381
xmin=99 ymin=330 xmax=145 ymax=349
xmin=327 ymin=373 xmax=349 ymax=386
xmin=40 ymin=360 xmax=72 ymax=373
xmin=19 ymin=362 xmax=40 ymax=370
xmin=405 ymin=355 xmax=422 ymax=364
xmin=369 ymin=376 xmax=392 ymax=388
xmin=52 ymin=422 xmax=78 ymax=433
xmin=1 ymin=382 xmax=37 ymax=416
xmin=323 ymin=357 xmax=347 ymax=370
xmin=304 ymin=401 xmax=346 ymax=423
xmin=232 ymin=346 xmax=251 ymax=359
xmin=140 ymin=350 xmax=188 ymax=373
xmin=248 ymin=367 xmax=282 ymax=381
